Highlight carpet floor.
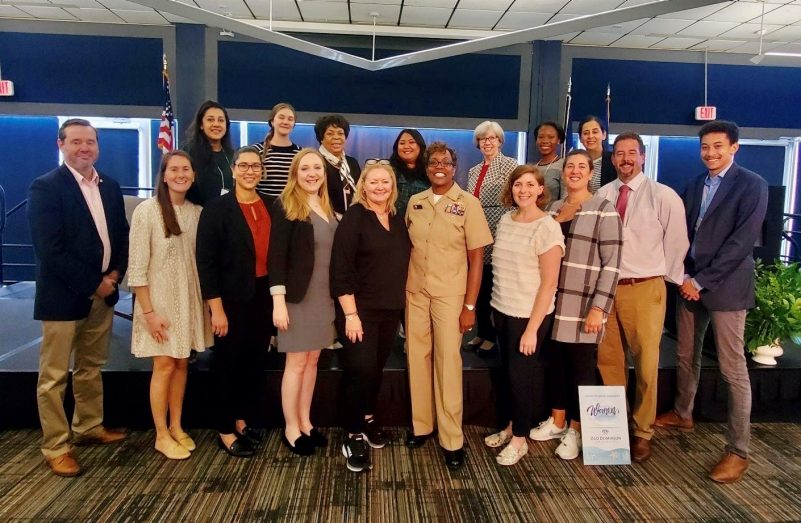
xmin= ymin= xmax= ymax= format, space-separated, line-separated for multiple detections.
xmin=1 ymin=423 xmax=800 ymax=522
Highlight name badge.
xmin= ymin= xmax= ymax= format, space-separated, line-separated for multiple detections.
xmin=444 ymin=203 xmax=465 ymax=216
xmin=413 ymin=204 xmax=423 ymax=210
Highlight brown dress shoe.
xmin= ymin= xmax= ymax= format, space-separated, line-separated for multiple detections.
xmin=631 ymin=436 xmax=652 ymax=463
xmin=74 ymin=427 xmax=128 ymax=446
xmin=709 ymin=452 xmax=749 ymax=483
xmin=654 ymin=411 xmax=694 ymax=432
xmin=46 ymin=452 xmax=81 ymax=477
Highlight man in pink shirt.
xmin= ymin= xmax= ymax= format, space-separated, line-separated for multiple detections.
xmin=28 ymin=119 xmax=130 ymax=477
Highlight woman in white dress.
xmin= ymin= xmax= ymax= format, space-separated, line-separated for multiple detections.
xmin=129 ymin=150 xmax=212 ymax=460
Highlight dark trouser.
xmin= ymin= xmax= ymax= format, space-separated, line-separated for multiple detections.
xmin=336 ymin=308 xmax=401 ymax=435
xmin=214 ymin=277 xmax=271 ymax=434
xmin=475 ymin=264 xmax=497 ymax=342
xmin=493 ymin=310 xmax=553 ymax=437
xmin=674 ymin=298 xmax=750 ymax=457
xmin=545 ymin=340 xmax=599 ymax=424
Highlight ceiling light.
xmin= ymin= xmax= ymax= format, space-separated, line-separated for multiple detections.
xmin=764 ymin=52 xmax=801 ymax=57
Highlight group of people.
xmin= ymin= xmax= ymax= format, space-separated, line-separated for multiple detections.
xmin=27 ymin=100 xmax=767 ymax=485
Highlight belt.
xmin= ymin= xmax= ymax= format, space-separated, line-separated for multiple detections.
xmin=617 ymin=275 xmax=662 ymax=286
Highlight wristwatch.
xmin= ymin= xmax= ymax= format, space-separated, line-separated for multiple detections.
xmin=464 ymin=304 xmax=475 ymax=311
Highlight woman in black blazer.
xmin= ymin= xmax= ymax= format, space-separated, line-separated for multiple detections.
xmin=314 ymin=114 xmax=361 ymax=215
xmin=270 ymin=148 xmax=338 ymax=456
xmin=578 ymin=115 xmax=616 ymax=193
xmin=196 ymin=146 xmax=274 ymax=458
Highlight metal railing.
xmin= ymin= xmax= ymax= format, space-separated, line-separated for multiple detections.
xmin=1 ymin=186 xmax=154 ymax=285
xmin=782 ymin=213 xmax=801 ymax=264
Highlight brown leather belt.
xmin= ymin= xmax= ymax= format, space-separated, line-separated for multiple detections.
xmin=617 ymin=275 xmax=662 ymax=286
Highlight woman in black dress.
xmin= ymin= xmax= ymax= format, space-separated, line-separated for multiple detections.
xmin=183 ymin=100 xmax=235 ymax=206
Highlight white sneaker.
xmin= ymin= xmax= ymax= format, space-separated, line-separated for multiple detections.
xmin=529 ymin=416 xmax=568 ymax=441
xmin=496 ymin=441 xmax=528 ymax=466
xmin=555 ymin=428 xmax=582 ymax=460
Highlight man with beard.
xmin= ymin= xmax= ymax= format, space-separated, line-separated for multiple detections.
xmin=596 ymin=132 xmax=688 ymax=463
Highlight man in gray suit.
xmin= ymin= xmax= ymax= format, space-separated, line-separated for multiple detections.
xmin=655 ymin=120 xmax=768 ymax=483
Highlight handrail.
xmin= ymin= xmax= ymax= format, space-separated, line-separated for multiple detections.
xmin=4 ymin=199 xmax=26 ymax=219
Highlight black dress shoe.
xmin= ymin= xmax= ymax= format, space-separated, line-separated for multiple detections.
xmin=303 ymin=428 xmax=328 ymax=448
xmin=405 ymin=431 xmax=435 ymax=449
xmin=443 ymin=447 xmax=466 ymax=469
xmin=217 ymin=435 xmax=255 ymax=458
xmin=281 ymin=432 xmax=315 ymax=456
xmin=236 ymin=426 xmax=263 ymax=447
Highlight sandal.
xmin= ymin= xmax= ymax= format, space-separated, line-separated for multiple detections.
xmin=484 ymin=430 xmax=512 ymax=448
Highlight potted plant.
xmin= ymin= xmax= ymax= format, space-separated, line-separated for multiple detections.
xmin=745 ymin=261 xmax=801 ymax=365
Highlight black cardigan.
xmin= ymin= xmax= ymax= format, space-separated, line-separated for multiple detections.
xmin=268 ymin=199 xmax=326 ymax=304
xmin=325 ymin=155 xmax=362 ymax=215
xmin=196 ymin=191 xmax=274 ymax=302
xmin=600 ymin=150 xmax=617 ymax=187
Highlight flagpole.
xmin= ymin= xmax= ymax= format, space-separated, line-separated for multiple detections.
xmin=562 ymin=76 xmax=572 ymax=158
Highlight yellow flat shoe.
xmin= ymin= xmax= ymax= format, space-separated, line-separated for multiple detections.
xmin=171 ymin=431 xmax=196 ymax=452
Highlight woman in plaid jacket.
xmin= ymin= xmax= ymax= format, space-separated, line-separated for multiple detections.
xmin=528 ymin=149 xmax=622 ymax=460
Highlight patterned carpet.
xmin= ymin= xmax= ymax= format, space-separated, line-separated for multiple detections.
xmin=1 ymin=423 xmax=800 ymax=522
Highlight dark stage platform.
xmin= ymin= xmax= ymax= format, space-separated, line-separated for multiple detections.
xmin=2 ymin=282 xmax=799 ymax=430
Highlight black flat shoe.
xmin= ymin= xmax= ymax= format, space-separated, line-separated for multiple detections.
xmin=303 ymin=428 xmax=328 ymax=448
xmin=236 ymin=426 xmax=263 ymax=447
xmin=405 ymin=430 xmax=435 ymax=449
xmin=217 ymin=435 xmax=255 ymax=458
xmin=443 ymin=447 xmax=465 ymax=470
xmin=281 ymin=432 xmax=315 ymax=456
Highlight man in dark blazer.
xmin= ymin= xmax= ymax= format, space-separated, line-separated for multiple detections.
xmin=655 ymin=120 xmax=768 ymax=484
xmin=27 ymin=119 xmax=129 ymax=477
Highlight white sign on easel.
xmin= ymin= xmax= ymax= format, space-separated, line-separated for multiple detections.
xmin=578 ymin=385 xmax=631 ymax=465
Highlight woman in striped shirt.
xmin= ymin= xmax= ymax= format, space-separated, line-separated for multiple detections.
xmin=253 ymin=102 xmax=301 ymax=197
xmin=484 ymin=165 xmax=564 ymax=466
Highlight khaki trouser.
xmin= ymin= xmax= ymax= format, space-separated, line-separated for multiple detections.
xmin=405 ymin=290 xmax=464 ymax=451
xmin=37 ymin=297 xmax=113 ymax=458
xmin=597 ymin=277 xmax=666 ymax=440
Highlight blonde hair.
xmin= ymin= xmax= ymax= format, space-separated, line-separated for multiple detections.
xmin=280 ymin=148 xmax=333 ymax=221
xmin=352 ymin=163 xmax=399 ymax=216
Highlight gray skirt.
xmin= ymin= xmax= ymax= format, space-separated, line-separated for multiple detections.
xmin=279 ymin=212 xmax=337 ymax=353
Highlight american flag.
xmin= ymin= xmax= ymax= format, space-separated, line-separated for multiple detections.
xmin=157 ymin=68 xmax=174 ymax=152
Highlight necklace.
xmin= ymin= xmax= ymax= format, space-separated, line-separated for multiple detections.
xmin=536 ymin=155 xmax=559 ymax=167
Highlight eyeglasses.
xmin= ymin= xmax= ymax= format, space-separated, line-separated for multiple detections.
xmin=234 ymin=163 xmax=263 ymax=173
xmin=365 ymin=159 xmax=391 ymax=166
xmin=427 ymin=160 xmax=454 ymax=168
xmin=479 ymin=136 xmax=499 ymax=143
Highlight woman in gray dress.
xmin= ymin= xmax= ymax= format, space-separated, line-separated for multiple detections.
xmin=269 ymin=148 xmax=337 ymax=455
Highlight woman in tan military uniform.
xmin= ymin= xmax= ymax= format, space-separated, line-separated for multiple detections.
xmin=404 ymin=141 xmax=493 ymax=470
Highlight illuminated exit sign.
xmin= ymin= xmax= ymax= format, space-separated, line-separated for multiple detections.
xmin=0 ymin=80 xmax=14 ymax=96
xmin=695 ymin=106 xmax=717 ymax=121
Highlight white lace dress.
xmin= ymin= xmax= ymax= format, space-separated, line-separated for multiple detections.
xmin=128 ymin=198 xmax=212 ymax=358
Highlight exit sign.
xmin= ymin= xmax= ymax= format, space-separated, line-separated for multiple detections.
xmin=695 ymin=106 xmax=717 ymax=121
xmin=0 ymin=80 xmax=14 ymax=96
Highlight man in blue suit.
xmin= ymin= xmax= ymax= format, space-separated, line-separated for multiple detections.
xmin=655 ymin=120 xmax=768 ymax=483
xmin=28 ymin=119 xmax=129 ymax=477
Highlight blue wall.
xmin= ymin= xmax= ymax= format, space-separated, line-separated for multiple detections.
xmin=0 ymin=32 xmax=163 ymax=106
xmin=571 ymin=58 xmax=801 ymax=129
xmin=218 ymin=42 xmax=521 ymax=119
xmin=657 ymin=136 xmax=786 ymax=195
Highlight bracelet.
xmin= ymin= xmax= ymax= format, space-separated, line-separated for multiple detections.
xmin=345 ymin=312 xmax=359 ymax=320
xmin=143 ymin=310 xmax=154 ymax=315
